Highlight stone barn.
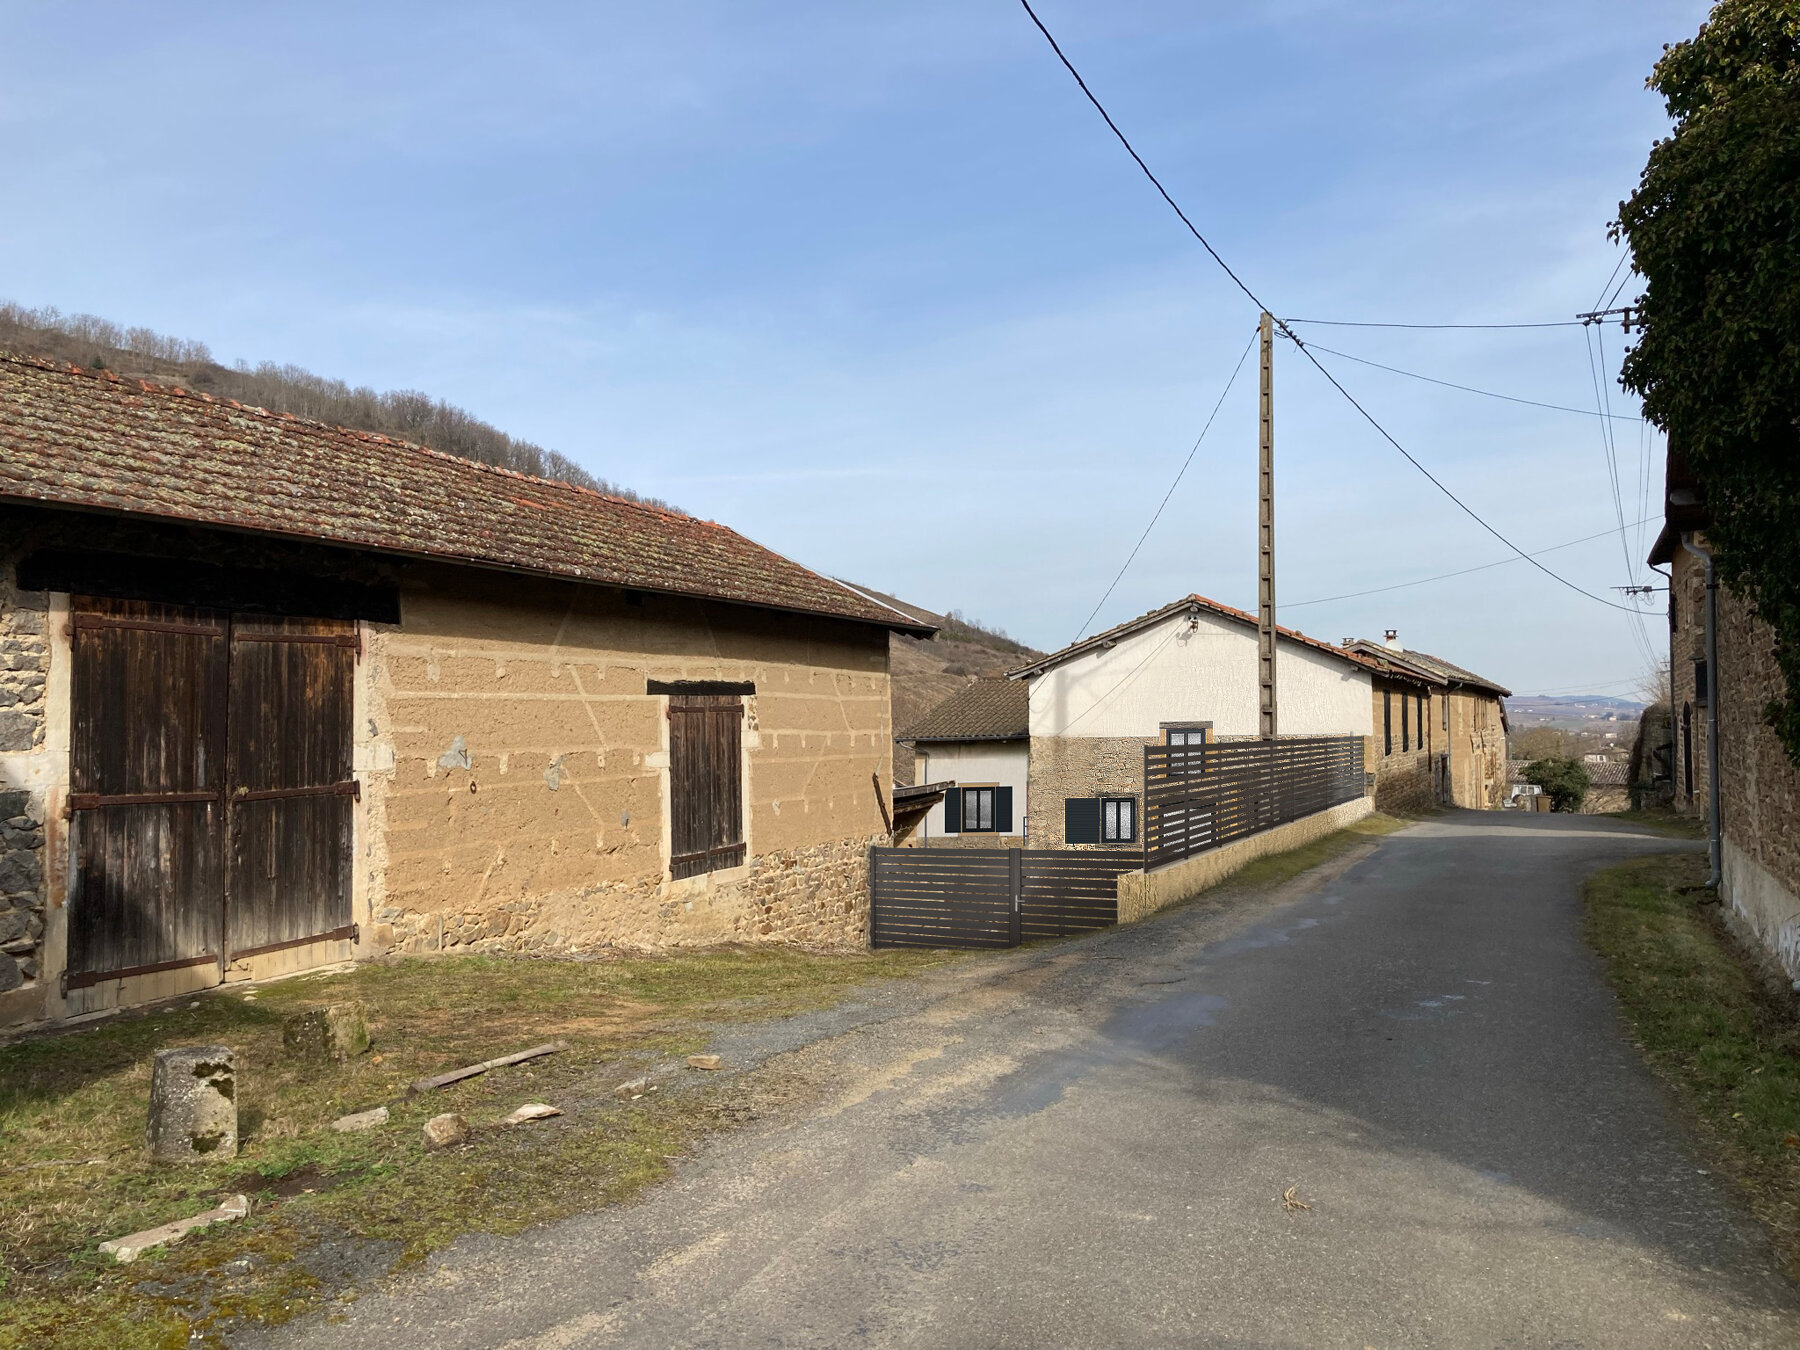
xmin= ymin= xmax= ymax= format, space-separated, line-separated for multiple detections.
xmin=0 ymin=354 xmax=930 ymax=1030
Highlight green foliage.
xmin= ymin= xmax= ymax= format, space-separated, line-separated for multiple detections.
xmin=1523 ymin=756 xmax=1590 ymax=812
xmin=1616 ymin=0 xmax=1800 ymax=762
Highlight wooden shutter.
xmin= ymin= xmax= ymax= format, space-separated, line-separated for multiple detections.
xmin=940 ymin=788 xmax=960 ymax=835
xmin=1383 ymin=689 xmax=1392 ymax=756
xmin=995 ymin=786 xmax=1014 ymax=834
xmin=1065 ymin=797 xmax=1100 ymax=845
xmin=668 ymin=694 xmax=745 ymax=879
xmin=1402 ymin=693 xmax=1410 ymax=752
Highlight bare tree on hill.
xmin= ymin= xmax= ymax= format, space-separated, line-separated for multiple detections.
xmin=0 ymin=301 xmax=675 ymax=509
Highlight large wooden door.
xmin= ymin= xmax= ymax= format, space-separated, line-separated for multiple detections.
xmin=225 ymin=616 xmax=357 ymax=958
xmin=67 ymin=599 xmax=228 ymax=987
xmin=67 ymin=600 xmax=356 ymax=989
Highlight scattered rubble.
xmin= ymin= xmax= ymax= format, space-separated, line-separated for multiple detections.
xmin=99 ymin=1194 xmax=250 ymax=1264
xmin=422 ymin=1113 xmax=469 ymax=1151
xmin=686 ymin=1054 xmax=723 ymax=1071
xmin=408 ymin=1040 xmax=567 ymax=1094
xmin=331 ymin=1106 xmax=390 ymax=1133
xmin=501 ymin=1103 xmax=563 ymax=1126
xmin=614 ymin=1076 xmax=649 ymax=1098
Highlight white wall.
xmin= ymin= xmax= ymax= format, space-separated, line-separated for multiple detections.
xmin=914 ymin=740 xmax=1030 ymax=841
xmin=1027 ymin=609 xmax=1373 ymax=740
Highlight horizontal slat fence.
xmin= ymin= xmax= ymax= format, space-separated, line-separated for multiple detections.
xmin=1144 ymin=735 xmax=1365 ymax=871
xmin=870 ymin=847 xmax=1138 ymax=949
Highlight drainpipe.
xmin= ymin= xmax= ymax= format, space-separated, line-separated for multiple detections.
xmin=1681 ymin=538 xmax=1722 ymax=889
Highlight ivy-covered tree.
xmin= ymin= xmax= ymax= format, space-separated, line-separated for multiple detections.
xmin=1524 ymin=757 xmax=1592 ymax=814
xmin=1616 ymin=0 xmax=1800 ymax=761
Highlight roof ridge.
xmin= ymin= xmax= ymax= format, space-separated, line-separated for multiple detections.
xmin=0 ymin=347 xmax=701 ymax=527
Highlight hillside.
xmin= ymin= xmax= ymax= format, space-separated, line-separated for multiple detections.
xmin=843 ymin=583 xmax=1042 ymax=785
xmin=0 ymin=300 xmax=670 ymax=507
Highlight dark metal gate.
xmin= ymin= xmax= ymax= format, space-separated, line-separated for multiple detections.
xmin=66 ymin=598 xmax=357 ymax=990
xmin=869 ymin=847 xmax=1140 ymax=950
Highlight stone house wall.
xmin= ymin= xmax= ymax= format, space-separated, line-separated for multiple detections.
xmin=1368 ymin=677 xmax=1439 ymax=813
xmin=1447 ymin=691 xmax=1508 ymax=810
xmin=0 ymin=553 xmax=50 ymax=1006
xmin=1024 ymin=734 xmax=1153 ymax=853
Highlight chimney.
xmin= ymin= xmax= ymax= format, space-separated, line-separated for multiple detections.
xmin=1384 ymin=629 xmax=1403 ymax=652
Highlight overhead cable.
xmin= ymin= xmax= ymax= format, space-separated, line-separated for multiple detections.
xmin=1016 ymin=0 xmax=1655 ymax=617
xmin=1300 ymin=341 xmax=1643 ymax=421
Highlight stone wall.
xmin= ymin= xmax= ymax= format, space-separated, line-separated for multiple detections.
xmin=0 ymin=556 xmax=50 ymax=995
xmin=1669 ymin=544 xmax=1709 ymax=814
xmin=1447 ymin=691 xmax=1508 ymax=810
xmin=1372 ymin=748 xmax=1435 ymax=813
xmin=1024 ymin=734 xmax=1150 ymax=853
xmin=378 ymin=831 xmax=879 ymax=955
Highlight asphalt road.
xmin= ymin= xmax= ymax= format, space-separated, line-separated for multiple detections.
xmin=255 ymin=812 xmax=1800 ymax=1349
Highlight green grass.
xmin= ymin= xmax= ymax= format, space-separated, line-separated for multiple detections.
xmin=1223 ymin=811 xmax=1411 ymax=892
xmin=1605 ymin=805 xmax=1709 ymax=839
xmin=0 ymin=946 xmax=956 ymax=1348
xmin=1584 ymin=852 xmax=1800 ymax=1273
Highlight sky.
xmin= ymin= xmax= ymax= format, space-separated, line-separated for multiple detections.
xmin=0 ymin=1 xmax=1707 ymax=696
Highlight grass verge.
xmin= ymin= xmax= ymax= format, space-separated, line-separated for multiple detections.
xmin=1584 ymin=851 xmax=1800 ymax=1274
xmin=0 ymin=946 xmax=956 ymax=1349
xmin=1605 ymin=806 xmax=1708 ymax=839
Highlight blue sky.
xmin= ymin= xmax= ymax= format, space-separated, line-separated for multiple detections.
xmin=1 ymin=1 xmax=1703 ymax=694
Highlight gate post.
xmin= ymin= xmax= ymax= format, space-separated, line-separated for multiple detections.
xmin=1008 ymin=847 xmax=1022 ymax=947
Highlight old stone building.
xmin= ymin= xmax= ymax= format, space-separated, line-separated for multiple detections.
xmin=0 ymin=354 xmax=930 ymax=1029
xmin=1011 ymin=596 xmax=1377 ymax=851
xmin=1651 ymin=450 xmax=1800 ymax=978
xmin=1344 ymin=637 xmax=1511 ymax=810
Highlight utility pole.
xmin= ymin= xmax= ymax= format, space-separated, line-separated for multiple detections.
xmin=1258 ymin=311 xmax=1277 ymax=739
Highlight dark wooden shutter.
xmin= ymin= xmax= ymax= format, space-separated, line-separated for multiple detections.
xmin=225 ymin=615 xmax=357 ymax=958
xmin=1065 ymin=797 xmax=1101 ymax=845
xmin=1402 ymin=693 xmax=1410 ymax=752
xmin=67 ymin=599 xmax=228 ymax=987
xmin=995 ymin=786 xmax=1014 ymax=834
xmin=1383 ymin=689 xmax=1393 ymax=756
xmin=668 ymin=694 xmax=745 ymax=878
xmin=940 ymin=788 xmax=961 ymax=834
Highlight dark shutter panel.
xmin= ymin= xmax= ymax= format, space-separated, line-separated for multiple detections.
xmin=995 ymin=786 xmax=1014 ymax=834
xmin=1065 ymin=797 xmax=1101 ymax=845
xmin=1383 ymin=690 xmax=1392 ymax=756
xmin=941 ymin=788 xmax=961 ymax=834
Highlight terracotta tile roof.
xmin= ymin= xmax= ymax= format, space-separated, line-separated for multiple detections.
xmin=1009 ymin=594 xmax=1380 ymax=679
xmin=0 ymin=353 xmax=933 ymax=634
xmin=1350 ymin=641 xmax=1511 ymax=698
xmin=1509 ymin=757 xmax=1630 ymax=785
xmin=897 ymin=678 xmax=1029 ymax=742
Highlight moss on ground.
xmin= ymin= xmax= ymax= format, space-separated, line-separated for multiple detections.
xmin=0 ymin=946 xmax=955 ymax=1348
xmin=1584 ymin=851 xmax=1800 ymax=1274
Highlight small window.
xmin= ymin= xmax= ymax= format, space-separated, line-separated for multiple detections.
xmin=1164 ymin=724 xmax=1209 ymax=775
xmin=1694 ymin=658 xmax=1709 ymax=706
xmin=1102 ymin=796 xmax=1136 ymax=844
xmin=962 ymin=786 xmax=996 ymax=832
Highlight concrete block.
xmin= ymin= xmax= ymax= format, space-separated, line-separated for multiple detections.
xmin=282 ymin=1003 xmax=370 ymax=1062
xmin=148 ymin=1046 xmax=238 ymax=1162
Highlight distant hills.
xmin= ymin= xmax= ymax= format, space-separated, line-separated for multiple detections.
xmin=1508 ymin=694 xmax=1648 ymax=730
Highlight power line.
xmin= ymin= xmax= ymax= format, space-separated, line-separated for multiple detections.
xmin=1283 ymin=517 xmax=1657 ymax=609
xmin=1071 ymin=326 xmax=1258 ymax=645
xmin=1283 ymin=318 xmax=1585 ymax=331
xmin=1016 ymin=0 xmax=1654 ymax=618
xmin=1302 ymin=340 xmax=1643 ymax=421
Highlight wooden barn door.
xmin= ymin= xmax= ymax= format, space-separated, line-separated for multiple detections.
xmin=66 ymin=601 xmax=357 ymax=989
xmin=225 ymin=617 xmax=358 ymax=959
xmin=67 ymin=599 xmax=229 ymax=988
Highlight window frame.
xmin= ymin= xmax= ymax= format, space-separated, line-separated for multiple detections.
xmin=1101 ymin=795 xmax=1137 ymax=844
xmin=960 ymin=784 xmax=999 ymax=833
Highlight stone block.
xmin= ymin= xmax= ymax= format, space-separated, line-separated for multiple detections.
xmin=422 ymin=1113 xmax=468 ymax=1150
xmin=148 ymin=1046 xmax=239 ymax=1162
xmin=0 ymin=710 xmax=37 ymax=751
xmin=0 ymin=791 xmax=31 ymax=819
xmin=332 ymin=1106 xmax=390 ymax=1132
xmin=282 ymin=1002 xmax=371 ymax=1061
xmin=0 ymin=952 xmax=20 ymax=993
xmin=99 ymin=1194 xmax=250 ymax=1263
xmin=0 ymin=907 xmax=40 ymax=945
xmin=0 ymin=851 xmax=41 ymax=897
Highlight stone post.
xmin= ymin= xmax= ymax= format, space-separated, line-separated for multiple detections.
xmin=148 ymin=1046 xmax=238 ymax=1162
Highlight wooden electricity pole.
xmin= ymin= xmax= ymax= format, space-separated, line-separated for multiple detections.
xmin=1258 ymin=311 xmax=1277 ymax=739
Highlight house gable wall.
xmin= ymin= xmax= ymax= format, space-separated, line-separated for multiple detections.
xmin=910 ymin=741 xmax=1028 ymax=845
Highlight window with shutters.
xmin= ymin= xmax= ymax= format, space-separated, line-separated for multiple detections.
xmin=1163 ymin=723 xmax=1210 ymax=776
xmin=667 ymin=693 xmax=746 ymax=879
xmin=1101 ymin=796 xmax=1136 ymax=844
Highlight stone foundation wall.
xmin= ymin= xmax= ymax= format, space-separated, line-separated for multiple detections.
xmin=1024 ymin=734 xmax=1150 ymax=853
xmin=376 ymin=832 xmax=878 ymax=955
xmin=0 ymin=557 xmax=50 ymax=995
